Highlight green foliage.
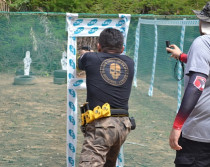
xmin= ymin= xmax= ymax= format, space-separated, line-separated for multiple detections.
xmin=0 ymin=14 xmax=66 ymax=74
xmin=8 ymin=0 xmax=76 ymax=12
xmin=6 ymin=0 xmax=209 ymax=15
xmin=1 ymin=0 xmax=208 ymax=75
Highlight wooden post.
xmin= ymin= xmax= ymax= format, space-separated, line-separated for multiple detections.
xmin=0 ymin=0 xmax=9 ymax=12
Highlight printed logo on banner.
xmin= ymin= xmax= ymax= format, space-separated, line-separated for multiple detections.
xmin=118 ymin=153 xmax=122 ymax=162
xmin=69 ymin=89 xmax=76 ymax=98
xmin=87 ymin=19 xmax=98 ymax=26
xmin=120 ymin=27 xmax=125 ymax=33
xmin=120 ymin=15 xmax=128 ymax=22
xmin=69 ymin=102 xmax=76 ymax=111
xmin=88 ymin=27 xmax=98 ymax=34
xmin=123 ymin=44 xmax=126 ymax=51
xmin=69 ymin=143 xmax=76 ymax=153
xmin=69 ymin=59 xmax=76 ymax=69
xmin=69 ymin=129 xmax=76 ymax=139
xmin=102 ymin=19 xmax=112 ymax=26
xmin=69 ymin=45 xmax=76 ymax=55
xmin=68 ymin=156 xmax=75 ymax=166
xmin=69 ymin=73 xmax=75 ymax=79
xmin=73 ymin=80 xmax=83 ymax=87
xmin=69 ymin=115 xmax=75 ymax=125
xmin=116 ymin=20 xmax=125 ymax=26
xmin=74 ymin=27 xmax=84 ymax=34
xmin=73 ymin=19 xmax=83 ymax=26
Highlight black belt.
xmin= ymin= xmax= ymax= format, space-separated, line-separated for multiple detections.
xmin=111 ymin=109 xmax=129 ymax=117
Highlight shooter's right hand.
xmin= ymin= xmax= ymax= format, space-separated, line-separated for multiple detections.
xmin=80 ymin=49 xmax=90 ymax=55
xmin=166 ymin=44 xmax=182 ymax=60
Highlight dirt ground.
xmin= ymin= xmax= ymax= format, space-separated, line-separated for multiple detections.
xmin=0 ymin=73 xmax=176 ymax=167
xmin=0 ymin=73 xmax=69 ymax=167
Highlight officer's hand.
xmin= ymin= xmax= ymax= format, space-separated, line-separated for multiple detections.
xmin=169 ymin=128 xmax=182 ymax=150
xmin=166 ymin=44 xmax=182 ymax=60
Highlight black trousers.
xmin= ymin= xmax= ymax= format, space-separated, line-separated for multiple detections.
xmin=175 ymin=135 xmax=210 ymax=167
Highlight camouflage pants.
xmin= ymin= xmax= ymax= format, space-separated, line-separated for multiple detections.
xmin=79 ymin=116 xmax=131 ymax=167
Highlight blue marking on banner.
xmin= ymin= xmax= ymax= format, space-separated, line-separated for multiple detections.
xmin=69 ymin=129 xmax=76 ymax=139
xmin=123 ymin=44 xmax=126 ymax=51
xmin=74 ymin=27 xmax=84 ymax=34
xmin=118 ymin=153 xmax=122 ymax=162
xmin=88 ymin=27 xmax=98 ymax=34
xmin=73 ymin=80 xmax=83 ymax=87
xmin=102 ymin=19 xmax=112 ymax=26
xmin=73 ymin=19 xmax=83 ymax=26
xmin=116 ymin=20 xmax=125 ymax=26
xmin=69 ymin=45 xmax=76 ymax=55
xmin=69 ymin=59 xmax=76 ymax=69
xmin=68 ymin=73 xmax=74 ymax=79
xmin=69 ymin=143 xmax=76 ymax=153
xmin=68 ymin=156 xmax=75 ymax=166
xmin=69 ymin=102 xmax=75 ymax=112
xmin=69 ymin=89 xmax=76 ymax=98
xmin=120 ymin=27 xmax=125 ymax=33
xmin=87 ymin=19 xmax=98 ymax=26
xmin=120 ymin=15 xmax=128 ymax=22
xmin=69 ymin=115 xmax=75 ymax=125
xmin=72 ymin=37 xmax=76 ymax=41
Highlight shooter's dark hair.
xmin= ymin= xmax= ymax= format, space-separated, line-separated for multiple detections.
xmin=99 ymin=28 xmax=124 ymax=53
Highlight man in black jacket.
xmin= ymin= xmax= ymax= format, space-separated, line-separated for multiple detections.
xmin=78 ymin=28 xmax=134 ymax=167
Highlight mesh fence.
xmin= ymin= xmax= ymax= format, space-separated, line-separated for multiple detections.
xmin=0 ymin=12 xmax=199 ymax=167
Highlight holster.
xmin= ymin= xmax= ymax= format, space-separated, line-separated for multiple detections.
xmin=80 ymin=125 xmax=86 ymax=135
xmin=129 ymin=117 xmax=136 ymax=130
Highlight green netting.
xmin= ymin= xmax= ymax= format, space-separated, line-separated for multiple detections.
xmin=0 ymin=12 xmax=199 ymax=167
xmin=0 ymin=14 xmax=66 ymax=74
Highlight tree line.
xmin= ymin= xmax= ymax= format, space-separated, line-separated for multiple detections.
xmin=6 ymin=0 xmax=208 ymax=15
xmin=0 ymin=0 xmax=205 ymax=74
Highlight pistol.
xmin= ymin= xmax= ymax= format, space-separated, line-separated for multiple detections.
xmin=165 ymin=41 xmax=170 ymax=53
xmin=81 ymin=46 xmax=91 ymax=51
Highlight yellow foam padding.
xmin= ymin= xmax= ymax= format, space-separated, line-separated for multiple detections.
xmin=101 ymin=103 xmax=111 ymax=117
xmin=85 ymin=110 xmax=95 ymax=124
xmin=80 ymin=103 xmax=111 ymax=125
xmin=93 ymin=106 xmax=102 ymax=119
xmin=81 ymin=113 xmax=85 ymax=125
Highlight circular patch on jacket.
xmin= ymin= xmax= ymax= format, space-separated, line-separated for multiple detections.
xmin=100 ymin=58 xmax=129 ymax=86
